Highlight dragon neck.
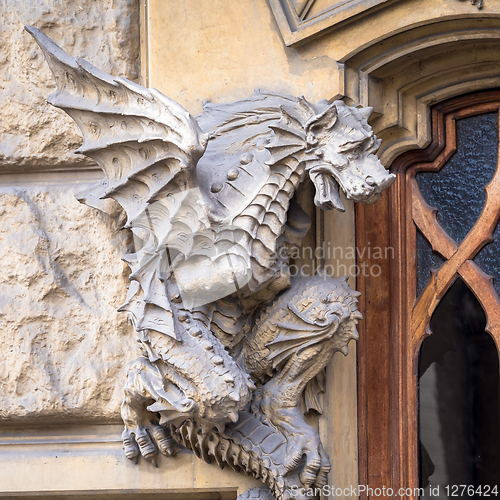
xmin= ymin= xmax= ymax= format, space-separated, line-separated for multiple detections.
xmin=230 ymin=156 xmax=307 ymax=293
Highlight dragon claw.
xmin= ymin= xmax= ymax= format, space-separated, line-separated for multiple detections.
xmin=299 ymin=451 xmax=322 ymax=487
xmin=154 ymin=425 xmax=182 ymax=456
xmin=122 ymin=430 xmax=140 ymax=463
xmin=122 ymin=422 xmax=181 ymax=465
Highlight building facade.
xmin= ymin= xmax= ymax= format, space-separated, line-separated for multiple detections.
xmin=1 ymin=0 xmax=499 ymax=498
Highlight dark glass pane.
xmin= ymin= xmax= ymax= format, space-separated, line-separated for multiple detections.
xmin=416 ymin=113 xmax=498 ymax=244
xmin=419 ymin=278 xmax=500 ymax=498
xmin=417 ymin=229 xmax=445 ymax=297
xmin=474 ymin=222 xmax=500 ymax=297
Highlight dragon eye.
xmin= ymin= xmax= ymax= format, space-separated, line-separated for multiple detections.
xmin=348 ymin=145 xmax=364 ymax=160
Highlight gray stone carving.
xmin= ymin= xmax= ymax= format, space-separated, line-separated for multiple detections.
xmin=27 ymin=26 xmax=395 ymax=500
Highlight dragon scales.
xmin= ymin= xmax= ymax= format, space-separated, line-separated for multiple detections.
xmin=27 ymin=26 xmax=395 ymax=500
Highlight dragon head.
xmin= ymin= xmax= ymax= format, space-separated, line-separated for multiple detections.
xmin=304 ymin=101 xmax=395 ymax=211
xmin=290 ymin=275 xmax=363 ymax=356
xmin=266 ymin=98 xmax=395 ymax=212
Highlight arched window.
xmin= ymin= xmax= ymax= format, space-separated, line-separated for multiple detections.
xmin=357 ymin=91 xmax=500 ymax=498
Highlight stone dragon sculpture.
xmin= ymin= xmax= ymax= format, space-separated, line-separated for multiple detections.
xmin=27 ymin=26 xmax=395 ymax=500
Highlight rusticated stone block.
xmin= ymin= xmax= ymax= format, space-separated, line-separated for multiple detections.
xmin=0 ymin=0 xmax=139 ymax=170
xmin=0 ymin=185 xmax=139 ymax=420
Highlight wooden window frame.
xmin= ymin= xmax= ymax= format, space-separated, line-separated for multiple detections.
xmin=356 ymin=90 xmax=500 ymax=499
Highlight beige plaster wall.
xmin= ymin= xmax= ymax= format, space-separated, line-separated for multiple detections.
xmin=146 ymin=0 xmax=341 ymax=114
xmin=145 ymin=0 xmax=498 ymax=113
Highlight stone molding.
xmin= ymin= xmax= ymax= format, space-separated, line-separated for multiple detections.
xmin=0 ymin=423 xmax=259 ymax=498
xmin=268 ymin=0 xmax=399 ymax=46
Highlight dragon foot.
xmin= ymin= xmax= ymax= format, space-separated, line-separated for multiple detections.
xmin=282 ymin=424 xmax=331 ymax=488
xmin=122 ymin=422 xmax=181 ymax=465
xmin=121 ymin=357 xmax=183 ymax=464
xmin=252 ymin=390 xmax=330 ymax=488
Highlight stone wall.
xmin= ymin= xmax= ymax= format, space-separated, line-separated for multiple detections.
xmin=0 ymin=0 xmax=141 ymax=421
xmin=0 ymin=185 xmax=137 ymax=421
xmin=0 ymin=0 xmax=139 ymax=170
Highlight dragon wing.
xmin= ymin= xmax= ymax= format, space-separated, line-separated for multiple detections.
xmin=26 ymin=26 xmax=206 ymax=217
xmin=27 ymin=26 xmax=208 ymax=340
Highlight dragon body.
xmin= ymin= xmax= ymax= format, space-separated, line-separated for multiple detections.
xmin=28 ymin=26 xmax=395 ymax=500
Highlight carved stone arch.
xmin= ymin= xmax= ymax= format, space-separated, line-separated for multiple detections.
xmin=339 ymin=16 xmax=500 ymax=165
xmin=268 ymin=0 xmax=401 ymax=46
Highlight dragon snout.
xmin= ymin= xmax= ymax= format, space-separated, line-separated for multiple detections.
xmin=380 ymin=173 xmax=396 ymax=190
xmin=365 ymin=171 xmax=395 ymax=192
xmin=345 ymin=170 xmax=395 ymax=203
xmin=345 ymin=182 xmax=375 ymax=200
xmin=361 ymin=171 xmax=396 ymax=199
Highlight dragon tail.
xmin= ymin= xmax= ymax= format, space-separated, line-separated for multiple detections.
xmin=172 ymin=411 xmax=293 ymax=500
